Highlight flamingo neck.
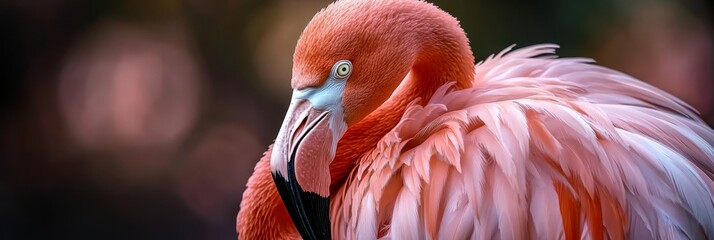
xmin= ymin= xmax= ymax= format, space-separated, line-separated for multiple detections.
xmin=237 ymin=146 xmax=300 ymax=240
xmin=239 ymin=3 xmax=477 ymax=237
xmin=329 ymin=12 xmax=475 ymax=192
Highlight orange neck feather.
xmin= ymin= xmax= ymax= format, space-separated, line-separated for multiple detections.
xmin=238 ymin=1 xmax=475 ymax=238
xmin=329 ymin=5 xmax=475 ymax=192
xmin=236 ymin=145 xmax=301 ymax=239
xmin=238 ymin=46 xmax=473 ymax=240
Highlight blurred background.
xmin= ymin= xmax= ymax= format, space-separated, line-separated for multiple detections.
xmin=0 ymin=0 xmax=711 ymax=239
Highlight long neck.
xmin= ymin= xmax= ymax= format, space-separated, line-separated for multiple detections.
xmin=329 ymin=9 xmax=475 ymax=191
xmin=239 ymin=3 xmax=476 ymax=238
xmin=237 ymin=146 xmax=301 ymax=240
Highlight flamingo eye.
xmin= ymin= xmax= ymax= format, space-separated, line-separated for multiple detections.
xmin=332 ymin=60 xmax=352 ymax=79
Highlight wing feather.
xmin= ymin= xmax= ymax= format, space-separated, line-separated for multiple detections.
xmin=332 ymin=45 xmax=714 ymax=239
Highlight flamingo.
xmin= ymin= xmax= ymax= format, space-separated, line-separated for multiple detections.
xmin=236 ymin=0 xmax=714 ymax=239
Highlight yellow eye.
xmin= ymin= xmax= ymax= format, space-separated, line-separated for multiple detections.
xmin=333 ymin=60 xmax=352 ymax=78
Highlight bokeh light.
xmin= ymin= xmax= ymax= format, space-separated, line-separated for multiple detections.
xmin=1 ymin=0 xmax=711 ymax=239
xmin=59 ymin=21 xmax=200 ymax=151
xmin=178 ymin=124 xmax=261 ymax=223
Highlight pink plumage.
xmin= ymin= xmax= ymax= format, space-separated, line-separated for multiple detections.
xmin=331 ymin=44 xmax=714 ymax=239
xmin=236 ymin=0 xmax=714 ymax=239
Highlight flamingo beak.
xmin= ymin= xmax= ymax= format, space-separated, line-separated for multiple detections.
xmin=270 ymin=97 xmax=339 ymax=240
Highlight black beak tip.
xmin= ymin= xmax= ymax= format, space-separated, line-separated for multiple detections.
xmin=272 ymin=172 xmax=332 ymax=240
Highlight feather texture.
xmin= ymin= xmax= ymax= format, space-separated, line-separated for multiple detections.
xmin=331 ymin=44 xmax=714 ymax=239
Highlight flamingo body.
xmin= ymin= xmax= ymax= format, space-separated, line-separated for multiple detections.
xmin=332 ymin=45 xmax=714 ymax=239
xmin=237 ymin=0 xmax=714 ymax=239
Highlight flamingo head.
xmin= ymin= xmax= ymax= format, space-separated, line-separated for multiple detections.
xmin=268 ymin=1 xmax=431 ymax=239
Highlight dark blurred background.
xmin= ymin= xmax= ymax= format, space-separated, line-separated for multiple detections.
xmin=0 ymin=0 xmax=711 ymax=239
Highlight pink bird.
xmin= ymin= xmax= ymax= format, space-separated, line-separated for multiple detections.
xmin=237 ymin=0 xmax=714 ymax=239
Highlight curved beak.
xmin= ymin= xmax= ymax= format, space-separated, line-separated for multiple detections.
xmin=270 ymin=97 xmax=342 ymax=240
